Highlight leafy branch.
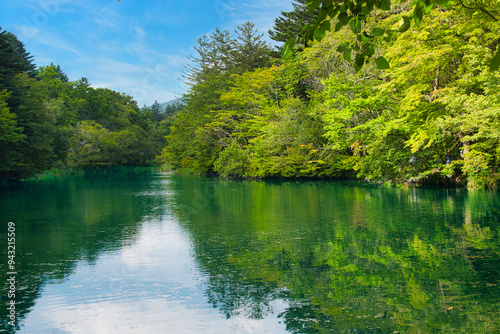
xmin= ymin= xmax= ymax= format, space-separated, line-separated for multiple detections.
xmin=283 ymin=0 xmax=500 ymax=71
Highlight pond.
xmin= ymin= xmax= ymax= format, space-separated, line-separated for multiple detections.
xmin=1 ymin=169 xmax=499 ymax=333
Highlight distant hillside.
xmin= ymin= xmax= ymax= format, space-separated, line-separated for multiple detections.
xmin=147 ymin=98 xmax=183 ymax=112
xmin=145 ymin=98 xmax=184 ymax=123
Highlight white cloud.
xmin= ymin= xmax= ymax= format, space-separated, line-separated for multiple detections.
xmin=3 ymin=0 xmax=294 ymax=106
xmin=20 ymin=298 xmax=288 ymax=334
xmin=134 ymin=26 xmax=146 ymax=39
xmin=15 ymin=26 xmax=79 ymax=53
xmin=74 ymin=55 xmax=186 ymax=106
xmin=97 ymin=38 xmax=123 ymax=54
xmin=17 ymin=218 xmax=289 ymax=333
xmin=93 ymin=7 xmax=122 ymax=29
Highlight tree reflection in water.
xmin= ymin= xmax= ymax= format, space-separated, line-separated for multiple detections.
xmin=0 ymin=173 xmax=498 ymax=333
xmin=170 ymin=176 xmax=500 ymax=333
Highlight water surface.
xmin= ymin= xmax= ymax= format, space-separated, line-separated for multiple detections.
xmin=1 ymin=170 xmax=499 ymax=333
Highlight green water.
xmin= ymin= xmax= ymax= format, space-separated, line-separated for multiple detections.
xmin=1 ymin=169 xmax=499 ymax=333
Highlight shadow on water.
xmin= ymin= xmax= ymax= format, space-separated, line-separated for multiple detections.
xmin=167 ymin=175 xmax=500 ymax=333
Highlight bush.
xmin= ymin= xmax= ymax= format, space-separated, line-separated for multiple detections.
xmin=214 ymin=143 xmax=250 ymax=178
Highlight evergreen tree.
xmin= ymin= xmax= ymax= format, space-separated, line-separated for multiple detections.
xmin=0 ymin=28 xmax=37 ymax=87
xmin=183 ymin=28 xmax=238 ymax=88
xmin=164 ymin=102 xmax=183 ymax=116
xmin=50 ymin=62 xmax=69 ymax=82
xmin=233 ymin=22 xmax=272 ymax=73
xmin=0 ymin=29 xmax=166 ymax=179
xmin=7 ymin=73 xmax=55 ymax=178
xmin=183 ymin=35 xmax=215 ymax=86
xmin=0 ymin=27 xmax=37 ymax=111
xmin=211 ymin=28 xmax=237 ymax=73
xmin=268 ymin=0 xmax=319 ymax=48
xmin=0 ymin=28 xmax=53 ymax=179
xmin=150 ymin=100 xmax=164 ymax=123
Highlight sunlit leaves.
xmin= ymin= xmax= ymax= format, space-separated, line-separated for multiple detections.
xmin=284 ymin=0 xmax=500 ymax=72
xmin=435 ymin=0 xmax=452 ymax=6
xmin=162 ymin=1 xmax=500 ymax=186
xmin=0 ymin=90 xmax=26 ymax=175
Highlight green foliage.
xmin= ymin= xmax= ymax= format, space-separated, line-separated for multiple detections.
xmin=151 ymin=9 xmax=500 ymax=188
xmin=0 ymin=90 xmax=26 ymax=177
xmin=0 ymin=29 xmax=166 ymax=180
xmin=3 ymin=7 xmax=499 ymax=187
xmin=68 ymin=120 xmax=155 ymax=169
xmin=213 ymin=142 xmax=250 ymax=178
xmin=160 ymin=108 xmax=217 ymax=174
xmin=285 ymin=0 xmax=500 ymax=72
xmin=233 ymin=22 xmax=273 ymax=73
xmin=7 ymin=73 xmax=56 ymax=178
xmin=269 ymin=0 xmax=319 ymax=47
xmin=0 ymin=29 xmax=53 ymax=179
xmin=160 ymin=22 xmax=275 ymax=175
xmin=0 ymin=28 xmax=36 ymax=91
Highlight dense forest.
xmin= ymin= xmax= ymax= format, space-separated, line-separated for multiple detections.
xmin=159 ymin=0 xmax=500 ymax=189
xmin=0 ymin=28 xmax=170 ymax=180
xmin=1 ymin=0 xmax=499 ymax=189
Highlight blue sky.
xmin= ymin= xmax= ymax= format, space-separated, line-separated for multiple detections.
xmin=0 ymin=0 xmax=293 ymax=106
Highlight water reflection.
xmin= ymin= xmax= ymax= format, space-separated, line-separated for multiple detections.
xmin=0 ymin=169 xmax=165 ymax=332
xmin=17 ymin=220 xmax=289 ymax=333
xmin=168 ymin=176 xmax=500 ymax=333
xmin=0 ymin=172 xmax=499 ymax=333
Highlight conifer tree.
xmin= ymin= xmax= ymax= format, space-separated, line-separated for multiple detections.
xmin=51 ymin=63 xmax=69 ymax=82
xmin=0 ymin=28 xmax=37 ymax=110
xmin=233 ymin=22 xmax=272 ymax=73
xmin=268 ymin=0 xmax=319 ymax=48
xmin=150 ymin=100 xmax=164 ymax=123
xmin=0 ymin=28 xmax=37 ymax=85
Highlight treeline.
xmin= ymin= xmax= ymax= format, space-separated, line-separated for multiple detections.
xmin=160 ymin=0 xmax=500 ymax=189
xmin=0 ymin=28 xmax=169 ymax=180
